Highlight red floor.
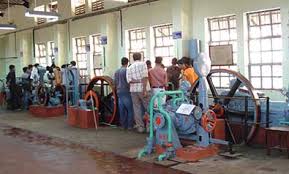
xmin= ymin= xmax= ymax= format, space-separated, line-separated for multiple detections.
xmin=0 ymin=127 xmax=186 ymax=174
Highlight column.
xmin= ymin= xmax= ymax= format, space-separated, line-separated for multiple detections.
xmin=172 ymin=0 xmax=193 ymax=58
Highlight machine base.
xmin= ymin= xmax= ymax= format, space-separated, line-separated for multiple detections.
xmin=156 ymin=144 xmax=219 ymax=162
xmin=67 ymin=106 xmax=99 ymax=129
xmin=29 ymin=105 xmax=64 ymax=118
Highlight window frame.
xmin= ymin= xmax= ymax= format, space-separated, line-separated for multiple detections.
xmin=153 ymin=24 xmax=174 ymax=67
xmin=35 ymin=43 xmax=47 ymax=66
xmin=91 ymin=0 xmax=104 ymax=11
xmin=74 ymin=37 xmax=88 ymax=78
xmin=128 ymin=27 xmax=147 ymax=60
xmin=247 ymin=8 xmax=283 ymax=90
xmin=207 ymin=15 xmax=238 ymax=89
xmin=91 ymin=34 xmax=103 ymax=76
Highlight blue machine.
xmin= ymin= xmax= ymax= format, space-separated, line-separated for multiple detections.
xmin=138 ymin=53 xmax=226 ymax=161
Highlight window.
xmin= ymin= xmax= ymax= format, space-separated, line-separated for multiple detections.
xmin=247 ymin=9 xmax=282 ymax=89
xmin=92 ymin=0 xmax=104 ymax=11
xmin=48 ymin=41 xmax=55 ymax=65
xmin=35 ymin=43 xmax=47 ymax=66
xmin=34 ymin=5 xmax=46 ymax=25
xmin=73 ymin=0 xmax=86 ymax=15
xmin=128 ymin=28 xmax=146 ymax=61
xmin=153 ymin=24 xmax=174 ymax=67
xmin=208 ymin=15 xmax=238 ymax=88
xmin=92 ymin=35 xmax=103 ymax=76
xmin=74 ymin=37 xmax=88 ymax=78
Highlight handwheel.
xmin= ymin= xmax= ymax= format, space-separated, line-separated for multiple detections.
xmin=86 ymin=76 xmax=117 ymax=125
xmin=191 ymin=68 xmax=261 ymax=143
xmin=36 ymin=85 xmax=49 ymax=106
xmin=201 ymin=110 xmax=217 ymax=133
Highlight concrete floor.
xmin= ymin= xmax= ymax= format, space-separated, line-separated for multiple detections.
xmin=0 ymin=111 xmax=289 ymax=174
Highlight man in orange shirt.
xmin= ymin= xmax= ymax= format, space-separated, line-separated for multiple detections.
xmin=181 ymin=57 xmax=198 ymax=86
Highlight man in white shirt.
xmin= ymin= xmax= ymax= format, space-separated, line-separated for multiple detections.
xmin=126 ymin=53 xmax=150 ymax=133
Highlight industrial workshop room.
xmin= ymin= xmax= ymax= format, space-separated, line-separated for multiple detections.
xmin=0 ymin=0 xmax=288 ymax=173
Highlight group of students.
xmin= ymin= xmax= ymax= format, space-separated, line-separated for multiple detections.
xmin=114 ymin=52 xmax=199 ymax=133
xmin=6 ymin=61 xmax=79 ymax=110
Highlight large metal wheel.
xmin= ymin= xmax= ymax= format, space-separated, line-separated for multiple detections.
xmin=192 ymin=69 xmax=261 ymax=144
xmin=54 ymin=84 xmax=66 ymax=104
xmin=86 ymin=76 xmax=117 ymax=125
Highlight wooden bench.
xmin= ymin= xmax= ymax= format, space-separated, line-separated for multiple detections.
xmin=265 ymin=126 xmax=289 ymax=158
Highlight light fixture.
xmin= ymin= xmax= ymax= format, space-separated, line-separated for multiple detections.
xmin=111 ymin=0 xmax=129 ymax=2
xmin=0 ymin=0 xmax=17 ymax=30
xmin=25 ymin=9 xmax=60 ymax=19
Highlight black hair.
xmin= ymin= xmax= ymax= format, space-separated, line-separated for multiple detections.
xmin=70 ymin=61 xmax=76 ymax=66
xmin=23 ymin=67 xmax=28 ymax=73
xmin=155 ymin=57 xmax=163 ymax=64
xmin=9 ymin=65 xmax=15 ymax=70
xmin=182 ymin=57 xmax=191 ymax=66
xmin=121 ymin=57 xmax=129 ymax=66
xmin=34 ymin=63 xmax=39 ymax=67
xmin=28 ymin=64 xmax=33 ymax=69
xmin=133 ymin=52 xmax=142 ymax=61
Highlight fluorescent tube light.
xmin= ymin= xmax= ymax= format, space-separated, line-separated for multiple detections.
xmin=0 ymin=24 xmax=16 ymax=30
xmin=25 ymin=9 xmax=60 ymax=19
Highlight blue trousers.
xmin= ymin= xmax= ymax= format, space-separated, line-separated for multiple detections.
xmin=118 ymin=92 xmax=134 ymax=129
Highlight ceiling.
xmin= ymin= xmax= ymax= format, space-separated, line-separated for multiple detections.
xmin=0 ymin=0 xmax=29 ymax=12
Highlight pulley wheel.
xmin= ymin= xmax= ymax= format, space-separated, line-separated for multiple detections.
xmin=86 ymin=76 xmax=117 ymax=125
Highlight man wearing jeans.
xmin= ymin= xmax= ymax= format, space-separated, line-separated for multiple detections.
xmin=114 ymin=57 xmax=134 ymax=130
xmin=127 ymin=53 xmax=150 ymax=133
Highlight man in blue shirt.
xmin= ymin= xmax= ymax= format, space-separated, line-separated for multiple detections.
xmin=114 ymin=57 xmax=134 ymax=130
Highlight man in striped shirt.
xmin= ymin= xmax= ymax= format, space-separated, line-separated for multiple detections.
xmin=126 ymin=53 xmax=150 ymax=133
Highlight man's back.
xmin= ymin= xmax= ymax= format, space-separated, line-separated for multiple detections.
xmin=127 ymin=61 xmax=149 ymax=92
xmin=149 ymin=66 xmax=167 ymax=87
xmin=114 ymin=67 xmax=129 ymax=94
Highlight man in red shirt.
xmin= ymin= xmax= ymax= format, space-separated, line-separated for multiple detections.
xmin=149 ymin=57 xmax=167 ymax=107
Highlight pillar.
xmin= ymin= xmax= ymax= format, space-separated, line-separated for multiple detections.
xmin=172 ymin=0 xmax=193 ymax=58
xmin=102 ymin=13 xmax=119 ymax=76
xmin=22 ymin=31 xmax=33 ymax=66
xmin=56 ymin=24 xmax=68 ymax=66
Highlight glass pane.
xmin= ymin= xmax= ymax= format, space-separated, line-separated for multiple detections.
xmin=271 ymin=11 xmax=281 ymax=23
xmin=249 ymin=14 xmax=260 ymax=26
xmin=212 ymin=77 xmax=221 ymax=87
xmin=250 ymin=27 xmax=260 ymax=38
xmin=250 ymin=66 xmax=261 ymax=76
xmin=210 ymin=20 xmax=219 ymax=30
xmin=273 ymin=78 xmax=283 ymax=89
xmin=272 ymin=24 xmax=282 ymax=36
xmin=211 ymin=31 xmax=220 ymax=41
xmin=260 ymin=12 xmax=271 ymax=25
xmin=261 ymin=39 xmax=271 ymax=51
xmin=220 ymin=30 xmax=229 ymax=41
xmin=272 ymin=65 xmax=282 ymax=77
xmin=219 ymin=20 xmax=228 ymax=29
xmin=130 ymin=31 xmax=136 ymax=40
xmin=250 ymin=52 xmax=261 ymax=63
xmin=156 ymin=38 xmax=163 ymax=46
xmin=221 ymin=77 xmax=230 ymax=87
xmin=163 ymin=37 xmax=171 ymax=46
xmin=262 ymin=65 xmax=272 ymax=76
xmin=251 ymin=78 xmax=261 ymax=89
xmin=249 ymin=40 xmax=260 ymax=52
xmin=272 ymin=51 xmax=283 ymax=63
xmin=272 ymin=38 xmax=282 ymax=50
xmin=230 ymin=19 xmax=236 ymax=28
xmin=262 ymin=77 xmax=272 ymax=89
xmin=261 ymin=52 xmax=272 ymax=63
xmin=261 ymin=25 xmax=272 ymax=37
